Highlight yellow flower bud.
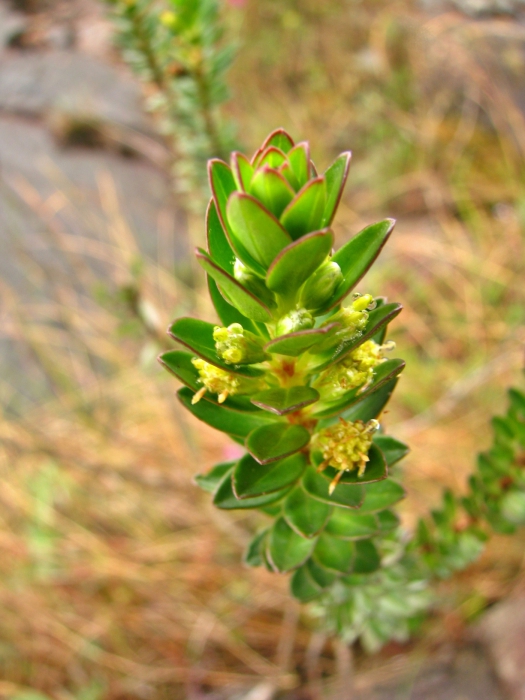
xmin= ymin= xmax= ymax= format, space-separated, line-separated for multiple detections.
xmin=313 ymin=418 xmax=379 ymax=493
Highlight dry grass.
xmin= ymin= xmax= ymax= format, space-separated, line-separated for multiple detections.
xmin=1 ymin=0 xmax=525 ymax=697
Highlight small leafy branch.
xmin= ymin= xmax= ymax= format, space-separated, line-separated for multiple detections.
xmin=105 ymin=0 xmax=237 ymax=205
xmin=159 ymin=128 xmax=525 ymax=649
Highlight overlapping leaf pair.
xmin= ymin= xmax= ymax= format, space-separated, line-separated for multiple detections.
xmin=160 ymin=128 xmax=409 ymax=607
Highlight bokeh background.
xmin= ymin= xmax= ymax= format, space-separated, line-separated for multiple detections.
xmin=1 ymin=0 xmax=525 ymax=697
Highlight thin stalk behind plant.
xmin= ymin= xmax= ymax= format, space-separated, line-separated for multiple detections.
xmin=105 ymin=0 xmax=237 ymax=208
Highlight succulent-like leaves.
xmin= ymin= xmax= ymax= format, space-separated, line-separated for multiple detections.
xmin=250 ymin=166 xmax=295 ymax=218
xmin=233 ymin=452 xmax=307 ymax=498
xmin=336 ymin=378 xmax=399 ymax=425
xmin=261 ymin=128 xmax=295 ymax=154
xmin=358 ymin=479 xmax=406 ymax=514
xmin=264 ymin=323 xmax=340 ymax=357
xmin=318 ymin=219 xmax=395 ymax=313
xmin=312 ymin=359 xmax=406 ymax=418
xmin=290 ymin=565 xmax=323 ymax=602
xmin=214 ymin=470 xmax=292 ymax=510
xmin=227 ymin=193 xmax=292 ymax=269
xmin=287 ymin=142 xmax=311 ymax=189
xmin=244 ymin=529 xmax=269 ymax=567
xmin=280 ymin=177 xmax=327 ymax=240
xmin=206 ymin=198 xmax=235 ymax=273
xmin=178 ymin=387 xmax=276 ymax=439
xmin=321 ymin=151 xmax=352 ymax=228
xmin=325 ymin=509 xmax=379 ymax=540
xmin=265 ymin=229 xmax=334 ymax=296
xmin=250 ymin=387 xmax=320 ymax=415
xmin=306 ymin=558 xmax=338 ymax=587
xmin=314 ymin=532 xmax=355 ymax=573
xmin=303 ymin=466 xmax=365 ymax=509
xmin=168 ymin=318 xmax=265 ymax=376
xmin=209 ymin=159 xmax=267 ymax=276
xmin=194 ymin=461 xmax=235 ymax=494
xmin=196 ymin=249 xmax=274 ymax=322
xmin=373 ymin=435 xmax=410 ymax=467
xmin=207 ymin=277 xmax=260 ymax=333
xmin=246 ymin=423 xmax=310 ymax=464
xmin=162 ymin=131 xmax=416 ymax=647
xmin=159 ymin=351 xmax=260 ymax=412
xmin=284 ymin=486 xmax=333 ymax=538
xmin=231 ymin=152 xmax=253 ymax=191
xmin=353 ymin=540 xmax=381 ymax=574
xmin=267 ymin=517 xmax=317 ymax=572
xmin=311 ymin=303 xmax=403 ymax=372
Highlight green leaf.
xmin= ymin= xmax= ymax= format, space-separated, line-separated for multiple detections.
xmin=178 ymin=387 xmax=276 ymax=439
xmin=358 ymin=479 xmax=406 ymax=514
xmin=373 ymin=435 xmax=410 ymax=466
xmin=196 ymin=250 xmax=273 ymax=323
xmin=321 ymin=219 xmax=396 ymax=312
xmin=313 ymin=532 xmax=355 ymax=573
xmin=306 ymin=557 xmax=338 ymax=587
xmin=267 ymin=517 xmax=317 ymax=572
xmin=257 ymin=146 xmax=287 ymax=169
xmin=279 ymin=161 xmax=300 ymax=191
xmin=206 ymin=198 xmax=235 ymax=273
xmin=251 ymin=387 xmax=320 ymax=415
xmin=337 ymin=378 xmax=399 ymax=424
xmin=280 ymin=177 xmax=326 ymax=239
xmin=231 ymin=151 xmax=254 ymax=191
xmin=261 ymin=128 xmax=295 ymax=154
xmin=287 ymin=142 xmax=310 ymax=188
xmin=321 ymin=152 xmax=352 ymax=228
xmin=209 ymin=159 xmax=267 ymax=277
xmin=246 ymin=423 xmax=310 ymax=464
xmin=302 ymin=466 xmax=365 ymax=509
xmin=266 ymin=229 xmax=334 ymax=296
xmin=290 ymin=565 xmax=323 ymax=602
xmin=250 ymin=166 xmax=295 ymax=218
xmin=168 ymin=318 xmax=264 ymax=377
xmin=244 ymin=529 xmax=269 ymax=567
xmin=311 ymin=303 xmax=403 ymax=372
xmin=264 ymin=323 xmax=340 ymax=357
xmin=195 ymin=461 xmax=236 ymax=494
xmin=284 ymin=486 xmax=333 ymax=537
xmin=325 ymin=509 xmax=379 ymax=540
xmin=214 ymin=471 xmax=292 ymax=510
xmin=312 ymin=359 xmax=406 ymax=418
xmin=159 ymin=351 xmax=260 ymax=412
xmin=353 ymin=539 xmax=381 ymax=574
xmin=233 ymin=452 xmax=307 ymax=499
xmin=207 ymin=277 xmax=259 ymax=334
xmin=313 ymin=443 xmax=387 ymax=486
xmin=227 ymin=193 xmax=292 ymax=269
xmin=376 ymin=509 xmax=400 ymax=532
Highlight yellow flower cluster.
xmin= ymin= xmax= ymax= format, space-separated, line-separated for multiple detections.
xmin=191 ymin=358 xmax=241 ymax=404
xmin=213 ymin=323 xmax=267 ymax=365
xmin=317 ymin=339 xmax=393 ymax=398
xmin=313 ymin=418 xmax=379 ymax=493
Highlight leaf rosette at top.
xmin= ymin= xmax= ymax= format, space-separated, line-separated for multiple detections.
xmin=208 ymin=128 xmax=352 ymax=277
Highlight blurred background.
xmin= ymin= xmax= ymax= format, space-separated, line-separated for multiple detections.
xmin=1 ymin=0 xmax=525 ymax=697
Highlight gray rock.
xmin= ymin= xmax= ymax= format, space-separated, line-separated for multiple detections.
xmin=0 ymin=115 xmax=188 ymax=412
xmin=0 ymin=50 xmax=154 ymax=135
xmin=477 ymin=597 xmax=525 ymax=700
xmin=0 ymin=3 xmax=27 ymax=48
